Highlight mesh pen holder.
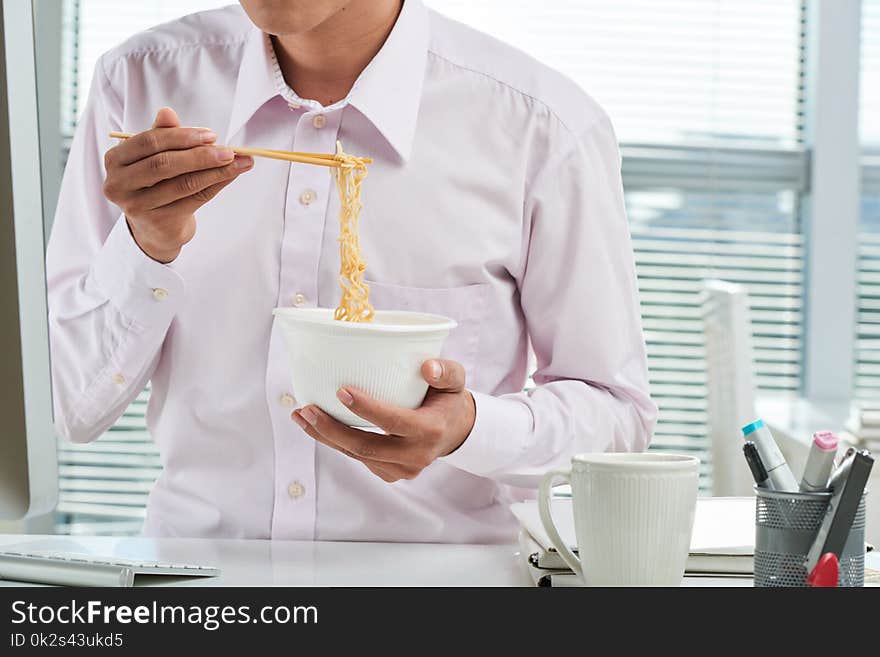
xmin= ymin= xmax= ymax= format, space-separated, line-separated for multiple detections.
xmin=754 ymin=486 xmax=866 ymax=587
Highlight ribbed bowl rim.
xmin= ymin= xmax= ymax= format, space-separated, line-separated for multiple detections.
xmin=273 ymin=307 xmax=457 ymax=334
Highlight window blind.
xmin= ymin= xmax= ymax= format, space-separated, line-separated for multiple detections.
xmin=55 ymin=388 xmax=158 ymax=535
xmin=628 ymin=189 xmax=803 ymax=488
xmin=57 ymin=0 xmax=807 ymax=532
xmin=855 ymin=0 xmax=880 ymax=400
xmin=428 ymin=0 xmax=807 ymax=490
xmin=428 ymin=0 xmax=804 ymax=147
xmin=56 ymin=0 xmax=230 ymax=535
xmin=70 ymin=0 xmax=232 ymax=123
xmin=857 ymin=197 xmax=880 ymax=400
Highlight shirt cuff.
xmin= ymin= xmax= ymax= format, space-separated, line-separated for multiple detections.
xmin=440 ymin=390 xmax=533 ymax=477
xmin=90 ymin=215 xmax=185 ymax=330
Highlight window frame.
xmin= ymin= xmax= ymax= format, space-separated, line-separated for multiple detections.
xmin=801 ymin=0 xmax=863 ymax=401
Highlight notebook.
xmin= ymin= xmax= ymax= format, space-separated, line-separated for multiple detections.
xmin=511 ymin=496 xmax=755 ymax=577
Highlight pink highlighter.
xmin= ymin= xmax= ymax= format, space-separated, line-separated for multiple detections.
xmin=799 ymin=431 xmax=839 ymax=493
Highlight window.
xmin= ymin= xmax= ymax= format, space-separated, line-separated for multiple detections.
xmin=860 ymin=0 xmax=880 ymax=147
xmin=856 ymin=0 xmax=880 ymax=400
xmin=429 ymin=0 xmax=804 ymax=147
xmin=429 ymin=0 xmax=807 ymax=488
xmin=55 ymin=1 xmax=808 ymax=533
xmin=55 ymin=0 xmax=231 ymax=536
xmin=62 ymin=0 xmax=232 ymax=133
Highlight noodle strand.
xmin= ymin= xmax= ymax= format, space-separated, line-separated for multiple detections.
xmin=332 ymin=140 xmax=373 ymax=322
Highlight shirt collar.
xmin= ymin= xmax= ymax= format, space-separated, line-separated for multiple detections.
xmin=225 ymin=0 xmax=429 ymax=162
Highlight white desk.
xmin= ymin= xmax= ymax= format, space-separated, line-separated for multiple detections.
xmin=756 ymin=396 xmax=879 ymax=546
xmin=0 ymin=535 xmax=529 ymax=587
xmin=2 ymin=534 xmax=877 ymax=587
xmin=0 ymin=534 xmax=833 ymax=587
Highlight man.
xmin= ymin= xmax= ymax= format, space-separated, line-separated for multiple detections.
xmin=47 ymin=0 xmax=656 ymax=541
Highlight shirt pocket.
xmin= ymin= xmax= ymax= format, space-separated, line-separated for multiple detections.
xmin=364 ymin=279 xmax=490 ymax=381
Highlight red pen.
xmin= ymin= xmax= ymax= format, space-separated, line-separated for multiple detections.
xmin=807 ymin=552 xmax=839 ymax=587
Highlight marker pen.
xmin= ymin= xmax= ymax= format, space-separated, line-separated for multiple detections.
xmin=743 ymin=441 xmax=771 ymax=489
xmin=799 ymin=431 xmax=839 ymax=493
xmin=741 ymin=419 xmax=799 ymax=492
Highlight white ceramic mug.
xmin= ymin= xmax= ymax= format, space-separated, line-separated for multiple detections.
xmin=538 ymin=453 xmax=699 ymax=586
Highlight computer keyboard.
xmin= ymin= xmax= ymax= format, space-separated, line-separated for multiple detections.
xmin=0 ymin=549 xmax=220 ymax=587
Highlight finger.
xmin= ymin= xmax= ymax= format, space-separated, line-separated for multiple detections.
xmin=363 ymin=462 xmax=421 ymax=483
xmin=292 ymin=412 xmax=421 ymax=482
xmin=292 ymin=410 xmax=367 ymax=459
xmin=335 ymin=386 xmax=421 ymax=435
xmin=292 ymin=410 xmax=389 ymax=466
xmin=126 ymin=144 xmax=236 ymax=188
xmin=421 ymin=359 xmax=466 ymax=392
xmin=110 ymin=126 xmax=218 ymax=167
xmin=365 ymin=463 xmax=397 ymax=483
xmin=146 ymin=176 xmax=238 ymax=221
xmin=134 ymin=156 xmax=253 ymax=209
xmin=152 ymin=106 xmax=180 ymax=129
xmin=294 ymin=405 xmax=414 ymax=464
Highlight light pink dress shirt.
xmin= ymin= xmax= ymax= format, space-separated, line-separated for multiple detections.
xmin=46 ymin=0 xmax=656 ymax=541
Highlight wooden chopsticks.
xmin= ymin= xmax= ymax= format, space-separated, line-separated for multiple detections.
xmin=108 ymin=132 xmax=372 ymax=168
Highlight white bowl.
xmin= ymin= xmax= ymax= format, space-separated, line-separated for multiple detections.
xmin=272 ymin=307 xmax=458 ymax=426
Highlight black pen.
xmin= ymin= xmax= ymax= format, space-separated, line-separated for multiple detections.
xmin=743 ymin=441 xmax=772 ymax=489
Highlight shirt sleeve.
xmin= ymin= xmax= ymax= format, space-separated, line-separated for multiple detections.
xmin=441 ymin=113 xmax=658 ymax=488
xmin=46 ymin=57 xmax=185 ymax=443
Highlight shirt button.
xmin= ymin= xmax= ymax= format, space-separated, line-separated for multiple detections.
xmin=299 ymin=189 xmax=316 ymax=206
xmin=280 ymin=393 xmax=295 ymax=407
xmin=111 ymin=373 xmax=126 ymax=385
xmin=312 ymin=114 xmax=326 ymax=129
xmin=292 ymin=292 xmax=307 ymax=306
xmin=288 ymin=481 xmax=305 ymax=499
xmin=152 ymin=287 xmax=168 ymax=301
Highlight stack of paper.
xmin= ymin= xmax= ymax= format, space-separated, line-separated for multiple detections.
xmin=845 ymin=403 xmax=880 ymax=452
xmin=512 ymin=496 xmax=755 ymax=586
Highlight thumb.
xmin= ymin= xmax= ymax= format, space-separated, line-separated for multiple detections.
xmin=152 ymin=106 xmax=181 ymax=129
xmin=421 ymin=359 xmax=466 ymax=392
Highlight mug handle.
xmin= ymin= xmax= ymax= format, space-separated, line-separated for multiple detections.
xmin=538 ymin=469 xmax=583 ymax=581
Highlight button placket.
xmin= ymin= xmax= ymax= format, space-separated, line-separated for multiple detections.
xmin=267 ymin=327 xmax=315 ymax=538
xmin=280 ymin=109 xmax=341 ymax=309
xmin=268 ymin=108 xmax=341 ymax=540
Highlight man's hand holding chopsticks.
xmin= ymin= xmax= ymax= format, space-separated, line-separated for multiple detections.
xmin=102 ymin=107 xmax=253 ymax=263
